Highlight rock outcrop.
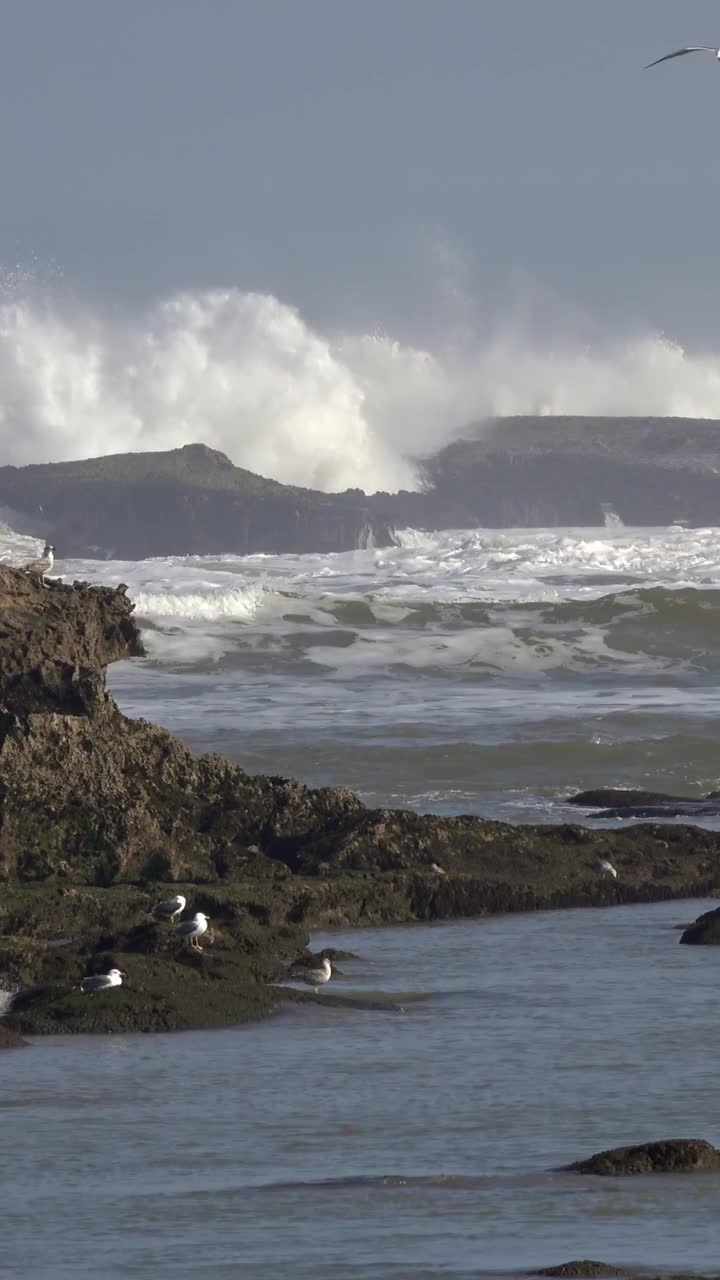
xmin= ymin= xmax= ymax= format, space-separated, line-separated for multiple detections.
xmin=0 ymin=443 xmax=396 ymax=559
xmin=3 ymin=566 xmax=720 ymax=1034
xmin=6 ymin=415 xmax=720 ymax=560
xmin=565 ymin=1138 xmax=720 ymax=1176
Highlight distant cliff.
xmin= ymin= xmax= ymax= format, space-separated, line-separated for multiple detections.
xmin=378 ymin=415 xmax=720 ymax=530
xmin=0 ymin=443 xmax=396 ymax=558
xmin=2 ymin=416 xmax=720 ymax=557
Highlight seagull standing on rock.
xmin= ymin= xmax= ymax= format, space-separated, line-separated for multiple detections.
xmin=175 ymin=911 xmax=210 ymax=951
xmin=21 ymin=543 xmax=55 ymax=587
xmin=291 ymin=956 xmax=332 ymax=995
xmin=151 ymin=893 xmax=187 ymax=923
xmin=79 ymin=967 xmax=126 ymax=994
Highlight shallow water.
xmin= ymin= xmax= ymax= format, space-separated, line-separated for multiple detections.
xmin=2 ymin=899 xmax=719 ymax=1279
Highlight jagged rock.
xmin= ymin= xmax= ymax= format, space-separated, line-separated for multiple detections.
xmin=565 ymin=1138 xmax=720 ymax=1176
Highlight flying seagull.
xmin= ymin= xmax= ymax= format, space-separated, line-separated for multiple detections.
xmin=645 ymin=46 xmax=720 ymax=70
xmin=175 ymin=911 xmax=210 ymax=951
xmin=151 ymin=893 xmax=186 ymax=923
xmin=79 ymin=967 xmax=126 ymax=994
xmin=21 ymin=543 xmax=55 ymax=587
xmin=595 ymin=858 xmax=618 ymax=880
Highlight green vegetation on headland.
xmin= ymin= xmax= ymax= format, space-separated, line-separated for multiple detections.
xmin=1 ymin=563 xmax=719 ymax=1037
xmin=4 ymin=415 xmax=720 ymax=557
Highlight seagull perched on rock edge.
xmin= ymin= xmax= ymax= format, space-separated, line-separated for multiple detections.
xmin=21 ymin=543 xmax=55 ymax=587
xmin=291 ymin=956 xmax=333 ymax=995
xmin=175 ymin=911 xmax=210 ymax=951
xmin=151 ymin=893 xmax=187 ymax=923
xmin=79 ymin=967 xmax=126 ymax=994
xmin=645 ymin=46 xmax=720 ymax=69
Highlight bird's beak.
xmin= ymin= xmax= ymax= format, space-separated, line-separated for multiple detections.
xmin=120 ymin=971 xmax=127 ymax=977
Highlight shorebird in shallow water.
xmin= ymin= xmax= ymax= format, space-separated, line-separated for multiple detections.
xmin=175 ymin=911 xmax=210 ymax=951
xmin=22 ymin=543 xmax=55 ymax=587
xmin=292 ymin=955 xmax=332 ymax=995
xmin=151 ymin=893 xmax=186 ymax=923
xmin=596 ymin=858 xmax=618 ymax=880
xmin=645 ymin=46 xmax=720 ymax=69
xmin=79 ymin=967 xmax=126 ymax=993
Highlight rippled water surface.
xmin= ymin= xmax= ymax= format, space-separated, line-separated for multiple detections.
xmin=2 ymin=900 xmax=720 ymax=1279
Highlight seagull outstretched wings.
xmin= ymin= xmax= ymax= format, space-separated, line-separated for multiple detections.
xmin=645 ymin=46 xmax=719 ymax=69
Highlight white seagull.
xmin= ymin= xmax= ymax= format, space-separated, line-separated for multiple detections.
xmin=151 ymin=893 xmax=187 ymax=923
xmin=21 ymin=543 xmax=55 ymax=587
xmin=175 ymin=911 xmax=210 ymax=951
xmin=79 ymin=967 xmax=126 ymax=994
xmin=291 ymin=956 xmax=332 ymax=995
xmin=596 ymin=858 xmax=618 ymax=880
xmin=645 ymin=46 xmax=720 ymax=70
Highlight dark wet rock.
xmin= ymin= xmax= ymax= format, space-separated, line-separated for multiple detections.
xmin=568 ymin=789 xmax=699 ymax=809
xmin=679 ymin=905 xmax=720 ymax=945
xmin=533 ymin=1263 xmax=625 ymax=1278
xmin=568 ymin=788 xmax=720 ymax=820
xmin=565 ymin=1138 xmax=720 ymax=1176
xmin=0 ymin=1024 xmax=28 ymax=1048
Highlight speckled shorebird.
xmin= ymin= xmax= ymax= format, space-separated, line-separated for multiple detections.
xmin=151 ymin=893 xmax=187 ymax=923
xmin=596 ymin=858 xmax=618 ymax=880
xmin=292 ymin=956 xmax=332 ymax=995
xmin=175 ymin=911 xmax=210 ymax=951
xmin=22 ymin=543 xmax=55 ymax=587
xmin=79 ymin=967 xmax=126 ymax=994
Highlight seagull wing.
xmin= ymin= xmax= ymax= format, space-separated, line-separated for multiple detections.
xmin=644 ymin=47 xmax=718 ymax=69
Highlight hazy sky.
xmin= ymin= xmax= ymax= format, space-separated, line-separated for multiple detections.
xmin=1 ymin=0 xmax=720 ymax=342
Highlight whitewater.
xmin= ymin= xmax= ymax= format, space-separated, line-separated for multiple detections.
xmin=5 ymin=283 xmax=720 ymax=492
xmin=3 ymin=521 xmax=720 ymax=824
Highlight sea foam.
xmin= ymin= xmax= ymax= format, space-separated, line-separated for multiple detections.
xmin=3 ymin=284 xmax=720 ymax=493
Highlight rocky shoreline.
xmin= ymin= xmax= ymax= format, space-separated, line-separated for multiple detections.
xmin=2 ymin=564 xmax=719 ymax=1036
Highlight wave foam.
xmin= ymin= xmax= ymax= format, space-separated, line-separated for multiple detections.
xmin=3 ymin=284 xmax=720 ymax=492
xmin=133 ymin=582 xmax=270 ymax=621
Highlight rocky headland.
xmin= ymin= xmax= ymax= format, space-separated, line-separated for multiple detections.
xmin=5 ymin=415 xmax=720 ymax=558
xmin=2 ymin=564 xmax=720 ymax=1036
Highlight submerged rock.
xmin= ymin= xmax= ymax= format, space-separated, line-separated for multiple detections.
xmin=679 ymin=905 xmax=720 ymax=945
xmin=533 ymin=1264 xmax=625 ymax=1278
xmin=568 ymin=788 xmax=720 ymax=820
xmin=565 ymin=1138 xmax=720 ymax=1176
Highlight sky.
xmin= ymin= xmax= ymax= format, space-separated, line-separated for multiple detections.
xmin=4 ymin=1 xmax=720 ymax=487
xmin=1 ymin=0 xmax=719 ymax=342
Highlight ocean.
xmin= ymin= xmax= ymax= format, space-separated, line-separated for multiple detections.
xmin=74 ymin=523 xmax=720 ymax=824
xmin=2 ymin=522 xmax=720 ymax=1277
